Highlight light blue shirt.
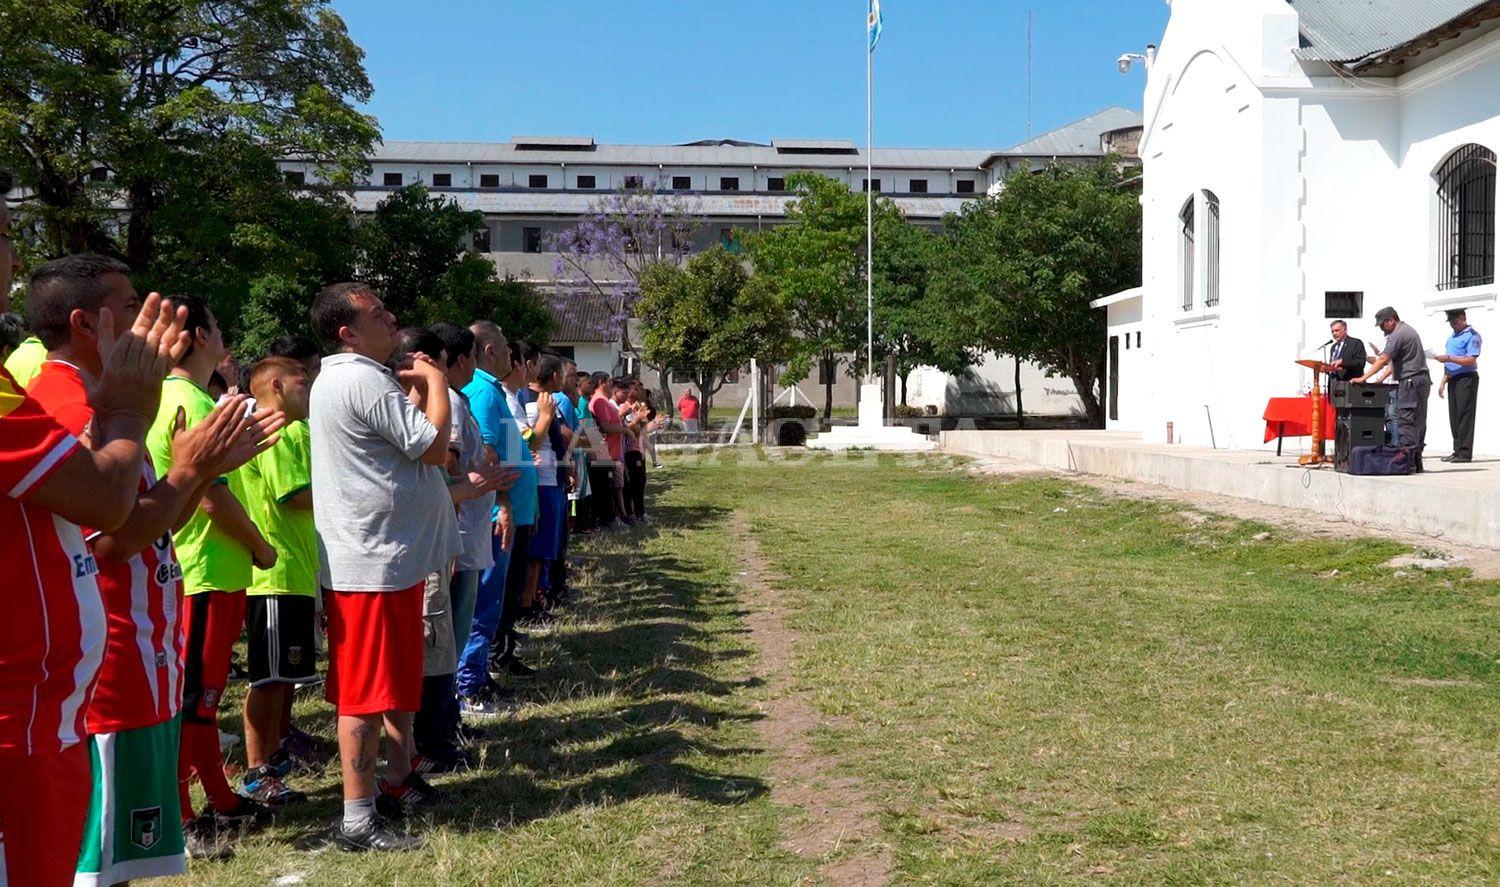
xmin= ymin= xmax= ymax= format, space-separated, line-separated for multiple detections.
xmin=1444 ymin=326 xmax=1481 ymax=377
xmin=462 ymin=367 xmax=537 ymax=527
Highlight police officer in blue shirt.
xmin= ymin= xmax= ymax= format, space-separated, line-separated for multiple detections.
xmin=1432 ymin=307 xmax=1481 ymax=462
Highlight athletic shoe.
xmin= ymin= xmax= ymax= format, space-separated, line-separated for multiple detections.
xmin=379 ymin=772 xmax=439 ymax=814
xmin=242 ymin=767 xmax=308 ymax=807
xmin=460 ymin=691 xmax=514 ymax=720
xmin=375 ymin=791 xmax=405 ymax=822
xmin=492 ymin=654 xmax=537 ymax=679
xmin=334 ymin=815 xmax=423 ymax=853
xmin=212 ymin=796 xmax=276 ymax=831
xmin=183 ymin=814 xmax=235 ymax=861
xmin=411 ymin=749 xmax=469 ymax=775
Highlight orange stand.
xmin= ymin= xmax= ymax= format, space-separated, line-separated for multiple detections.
xmin=1295 ymin=358 xmax=1335 ymax=466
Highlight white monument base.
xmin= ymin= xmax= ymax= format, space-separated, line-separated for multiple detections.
xmin=805 ymin=384 xmax=937 ymax=452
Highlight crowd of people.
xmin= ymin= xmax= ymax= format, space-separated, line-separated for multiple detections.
xmin=0 ymin=172 xmax=672 ymax=885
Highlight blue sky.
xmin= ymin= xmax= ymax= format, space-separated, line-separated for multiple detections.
xmin=333 ymin=0 xmax=1169 ymax=149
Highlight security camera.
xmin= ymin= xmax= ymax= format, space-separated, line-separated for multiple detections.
xmin=1117 ymin=54 xmax=1135 ymax=74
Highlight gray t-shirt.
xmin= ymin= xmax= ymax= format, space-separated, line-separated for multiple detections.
xmin=1383 ymin=322 xmax=1430 ymax=382
xmin=310 ymin=352 xmax=461 ymax=592
xmin=450 ymin=391 xmax=495 ymax=573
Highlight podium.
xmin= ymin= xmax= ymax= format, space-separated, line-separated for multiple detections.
xmin=1294 ymin=359 xmax=1335 ymax=466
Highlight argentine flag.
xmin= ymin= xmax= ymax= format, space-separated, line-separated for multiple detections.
xmin=868 ymin=0 xmax=884 ymax=51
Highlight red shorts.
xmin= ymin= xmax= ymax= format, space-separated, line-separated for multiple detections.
xmin=182 ymin=590 xmax=248 ymax=724
xmin=0 ymin=743 xmax=91 ymax=887
xmin=324 ymin=583 xmax=424 ymax=716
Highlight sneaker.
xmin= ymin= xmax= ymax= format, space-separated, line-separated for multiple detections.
xmin=242 ymin=768 xmax=308 ymax=807
xmin=375 ymin=791 xmax=406 ymax=822
xmin=460 ymin=691 xmax=514 ymax=720
xmin=212 ymin=796 xmax=276 ymax=831
xmin=411 ymin=749 xmax=469 ymax=775
xmin=334 ymin=815 xmax=423 ymax=853
xmin=183 ymin=814 xmax=235 ymax=861
xmin=379 ymin=772 xmax=439 ymax=814
xmin=504 ymin=660 xmax=540 ymax=681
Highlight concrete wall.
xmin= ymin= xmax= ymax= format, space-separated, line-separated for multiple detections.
xmin=1125 ymin=0 xmax=1500 ymax=455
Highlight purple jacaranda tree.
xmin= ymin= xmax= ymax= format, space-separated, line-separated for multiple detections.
xmin=546 ymin=181 xmax=701 ymax=405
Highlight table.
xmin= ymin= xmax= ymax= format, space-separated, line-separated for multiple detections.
xmin=1263 ymin=395 xmax=1336 ymax=455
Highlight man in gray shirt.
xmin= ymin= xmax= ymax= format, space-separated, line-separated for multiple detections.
xmin=308 ymin=282 xmax=457 ymax=852
xmin=1357 ymin=306 xmax=1431 ymax=471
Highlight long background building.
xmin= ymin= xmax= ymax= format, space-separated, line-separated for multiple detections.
xmin=281 ymin=106 xmax=1142 ymax=415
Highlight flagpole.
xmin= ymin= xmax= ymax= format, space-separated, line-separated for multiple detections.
xmin=865 ymin=19 xmax=874 ymax=384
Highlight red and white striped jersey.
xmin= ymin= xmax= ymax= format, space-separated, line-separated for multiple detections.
xmin=0 ymin=367 xmax=105 ymax=756
xmin=28 ymin=361 xmax=184 ymax=733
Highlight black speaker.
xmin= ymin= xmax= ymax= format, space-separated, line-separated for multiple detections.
xmin=1334 ymin=409 xmax=1389 ymax=471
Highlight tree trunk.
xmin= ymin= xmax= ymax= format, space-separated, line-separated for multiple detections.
xmin=1014 ymin=354 xmax=1025 ymax=429
xmin=900 ymin=371 xmax=908 ymax=406
xmin=1071 ymin=371 xmax=1103 ymax=427
xmin=697 ymin=374 xmax=714 ymax=424
xmin=124 ymin=179 xmax=158 ymax=271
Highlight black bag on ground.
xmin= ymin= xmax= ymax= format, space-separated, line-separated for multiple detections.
xmin=1348 ymin=445 xmax=1414 ymax=476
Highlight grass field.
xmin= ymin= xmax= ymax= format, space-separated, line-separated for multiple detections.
xmin=179 ymin=453 xmax=1500 ymax=884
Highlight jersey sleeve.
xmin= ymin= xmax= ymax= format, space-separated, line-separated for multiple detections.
xmin=258 ymin=422 xmax=312 ymax=503
xmin=0 ymin=370 xmax=80 ymax=499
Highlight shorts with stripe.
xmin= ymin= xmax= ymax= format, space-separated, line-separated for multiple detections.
xmin=181 ymin=590 xmax=247 ymax=724
xmin=246 ymin=595 xmax=319 ymax=687
xmin=75 ymin=716 xmax=185 ymax=886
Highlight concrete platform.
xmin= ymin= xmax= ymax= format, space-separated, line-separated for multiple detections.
xmin=807 ymin=382 xmax=937 ymax=452
xmin=941 ymin=430 xmax=1500 ymax=549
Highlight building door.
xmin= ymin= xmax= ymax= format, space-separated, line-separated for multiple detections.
xmin=1108 ymin=336 xmax=1120 ymax=422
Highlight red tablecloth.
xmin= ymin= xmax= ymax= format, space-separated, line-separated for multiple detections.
xmin=1262 ymin=395 xmax=1336 ymax=443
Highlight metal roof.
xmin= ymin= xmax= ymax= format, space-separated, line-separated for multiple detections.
xmin=368 ymin=140 xmax=997 ymax=170
xmin=550 ymin=290 xmax=617 ymax=344
xmin=1290 ymin=0 xmax=1495 ymax=63
xmin=998 ymin=107 xmax=1143 ymax=156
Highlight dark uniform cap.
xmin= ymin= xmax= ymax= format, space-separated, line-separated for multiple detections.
xmin=1446 ymin=308 xmax=1468 ymax=321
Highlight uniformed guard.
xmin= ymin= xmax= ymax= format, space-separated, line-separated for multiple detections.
xmin=1356 ymin=306 xmax=1431 ymax=471
xmin=1433 ymin=307 xmax=1481 ymax=463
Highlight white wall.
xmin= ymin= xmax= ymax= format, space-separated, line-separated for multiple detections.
xmin=1124 ymin=0 xmax=1500 ymax=455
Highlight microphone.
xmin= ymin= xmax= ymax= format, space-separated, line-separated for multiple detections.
xmin=1318 ymin=339 xmax=1334 ymax=348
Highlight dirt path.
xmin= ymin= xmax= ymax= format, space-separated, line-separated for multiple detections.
xmin=957 ymin=453 xmax=1500 ymax=579
xmin=730 ymin=514 xmax=892 ymax=886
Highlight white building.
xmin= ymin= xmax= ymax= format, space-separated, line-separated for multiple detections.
xmin=1109 ymin=0 xmax=1500 ymax=456
xmin=280 ymin=110 xmax=1141 ymax=416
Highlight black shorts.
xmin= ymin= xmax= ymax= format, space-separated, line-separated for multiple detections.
xmin=246 ymin=595 xmax=320 ymax=688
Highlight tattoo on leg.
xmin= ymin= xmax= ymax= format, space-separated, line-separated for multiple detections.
xmin=351 ymin=721 xmax=377 ymax=775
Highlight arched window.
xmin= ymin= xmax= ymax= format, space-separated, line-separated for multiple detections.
xmin=1436 ymin=144 xmax=1496 ymax=291
xmin=1202 ymin=191 xmax=1220 ymax=307
xmin=1179 ymin=197 xmax=1195 ymax=311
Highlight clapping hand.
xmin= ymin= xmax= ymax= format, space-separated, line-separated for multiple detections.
xmin=170 ymin=395 xmax=288 ymax=480
xmin=93 ymin=293 xmax=190 ymax=424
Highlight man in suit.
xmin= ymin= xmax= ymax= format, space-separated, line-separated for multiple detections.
xmin=1328 ymin=319 xmax=1367 ymax=382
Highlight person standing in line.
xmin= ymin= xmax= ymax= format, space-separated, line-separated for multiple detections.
xmin=307 ymin=283 xmax=457 ymax=852
xmin=457 ymin=321 xmax=528 ymax=715
xmin=523 ymin=355 xmax=565 ymax=617
xmin=0 ymin=290 xmax=195 ymax=887
xmin=145 ymin=295 xmax=281 ymax=846
xmin=26 ymin=258 xmax=281 ymax=877
xmin=238 ymin=357 xmax=319 ymax=810
xmin=591 ymin=374 xmax=629 ymax=524
xmin=494 ymin=340 xmax=540 ymax=677
xmin=1433 ymin=308 xmax=1481 ymax=463
xmin=550 ymin=361 xmax=582 ymax=601
xmin=1356 ymin=306 xmax=1431 ymax=471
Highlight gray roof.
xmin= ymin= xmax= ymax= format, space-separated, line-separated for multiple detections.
xmin=1290 ymin=0 xmax=1495 ymax=63
xmin=998 ymin=107 xmax=1143 ymax=156
xmin=368 ymin=139 xmax=997 ymax=170
xmin=347 ymin=190 xmax=972 ymax=220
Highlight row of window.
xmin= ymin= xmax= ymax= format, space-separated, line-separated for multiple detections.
xmin=1172 ymin=144 xmax=1499 ymax=311
xmin=284 ymin=169 xmax=977 ymax=195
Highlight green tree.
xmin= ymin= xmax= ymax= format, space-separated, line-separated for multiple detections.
xmin=0 ymin=0 xmax=377 ymax=266
xmin=934 ymin=161 xmax=1140 ymax=425
xmin=745 ymin=173 xmax=870 ymax=418
xmin=868 ymin=215 xmax=977 ymax=404
xmin=636 ymin=246 xmax=789 ymax=417
xmin=358 ymin=185 xmax=555 ymax=341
